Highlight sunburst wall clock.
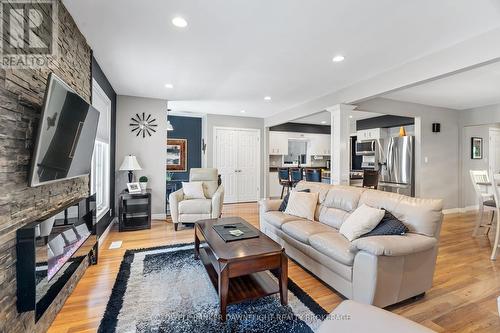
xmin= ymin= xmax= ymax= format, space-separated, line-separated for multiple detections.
xmin=130 ymin=113 xmax=158 ymax=138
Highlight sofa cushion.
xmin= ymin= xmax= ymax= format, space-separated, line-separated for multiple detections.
xmin=263 ymin=211 xmax=298 ymax=228
xmin=309 ymin=232 xmax=355 ymax=265
xmin=358 ymin=190 xmax=443 ymax=237
xmin=282 ymin=220 xmax=334 ymax=244
xmin=318 ymin=207 xmax=349 ymax=229
xmin=323 ymin=186 xmax=365 ymax=212
xmin=295 ymin=181 xmax=331 ymax=204
xmin=339 ymin=204 xmax=385 ymax=241
xmin=189 ymin=168 xmax=218 ymax=198
xmin=284 ymin=191 xmax=319 ymax=221
xmin=178 ymin=199 xmax=212 ymax=214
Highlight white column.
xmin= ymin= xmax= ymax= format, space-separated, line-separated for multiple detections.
xmin=328 ymin=104 xmax=356 ymax=185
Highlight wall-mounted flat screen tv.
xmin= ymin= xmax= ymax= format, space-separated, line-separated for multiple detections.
xmin=29 ymin=73 xmax=99 ymax=187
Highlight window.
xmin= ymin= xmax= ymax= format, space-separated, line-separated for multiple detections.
xmin=92 ymin=140 xmax=109 ymax=218
xmin=91 ymin=79 xmax=111 ymax=221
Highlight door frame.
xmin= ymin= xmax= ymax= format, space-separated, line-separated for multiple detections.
xmin=489 ymin=127 xmax=500 ymax=174
xmin=213 ymin=126 xmax=261 ymax=203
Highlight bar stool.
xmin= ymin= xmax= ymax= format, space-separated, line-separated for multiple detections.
xmin=470 ymin=170 xmax=495 ymax=236
xmin=362 ymin=170 xmax=379 ymax=189
xmin=305 ymin=169 xmax=321 ymax=182
xmin=278 ymin=168 xmax=291 ymax=199
xmin=290 ymin=168 xmax=303 ymax=187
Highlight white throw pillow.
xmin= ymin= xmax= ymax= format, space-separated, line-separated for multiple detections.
xmin=284 ymin=191 xmax=319 ymax=221
xmin=182 ymin=181 xmax=206 ymax=199
xmin=339 ymin=204 xmax=385 ymax=241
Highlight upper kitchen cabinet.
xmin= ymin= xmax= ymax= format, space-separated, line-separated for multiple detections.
xmin=309 ymin=133 xmax=331 ymax=156
xmin=356 ymin=128 xmax=387 ymax=141
xmin=269 ymin=131 xmax=289 ymax=155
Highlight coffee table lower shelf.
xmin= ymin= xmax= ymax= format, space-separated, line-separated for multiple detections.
xmin=198 ymin=247 xmax=280 ymax=305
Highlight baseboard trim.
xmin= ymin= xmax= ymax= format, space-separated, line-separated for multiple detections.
xmin=98 ymin=217 xmax=116 ymax=247
xmin=443 ymin=205 xmax=478 ymax=215
xmin=152 ymin=213 xmax=166 ymax=220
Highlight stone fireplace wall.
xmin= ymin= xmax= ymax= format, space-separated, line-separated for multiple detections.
xmin=0 ymin=1 xmax=92 ymax=331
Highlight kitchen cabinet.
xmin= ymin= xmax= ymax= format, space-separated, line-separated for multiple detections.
xmin=269 ymin=131 xmax=289 ymax=155
xmin=356 ymin=128 xmax=387 ymax=141
xmin=309 ymin=134 xmax=331 ymax=156
xmin=268 ymin=172 xmax=283 ymax=198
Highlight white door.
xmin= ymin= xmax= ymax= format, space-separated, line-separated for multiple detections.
xmin=214 ymin=127 xmax=260 ymax=203
xmin=214 ymin=128 xmax=238 ymax=203
xmin=489 ymin=128 xmax=500 ymax=174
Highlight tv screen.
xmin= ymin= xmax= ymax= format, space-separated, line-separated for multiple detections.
xmin=29 ymin=73 xmax=99 ymax=187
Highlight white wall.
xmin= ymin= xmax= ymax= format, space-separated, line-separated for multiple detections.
xmin=356 ymin=98 xmax=460 ymax=209
xmin=116 ymin=96 xmax=167 ymax=216
xmin=205 ymin=114 xmax=265 ymax=198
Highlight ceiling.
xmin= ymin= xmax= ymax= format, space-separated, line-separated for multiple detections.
xmin=293 ymin=110 xmax=383 ymax=125
xmin=64 ymin=0 xmax=500 ymax=118
xmin=383 ymin=60 xmax=500 ymax=110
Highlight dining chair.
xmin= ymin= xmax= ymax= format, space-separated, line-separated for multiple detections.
xmin=470 ymin=170 xmax=495 ymax=236
xmin=488 ymin=170 xmax=500 ymax=260
xmin=362 ymin=170 xmax=379 ymax=189
xmin=305 ymin=169 xmax=322 ymax=182
xmin=290 ymin=168 xmax=303 ymax=187
xmin=278 ymin=168 xmax=290 ymax=199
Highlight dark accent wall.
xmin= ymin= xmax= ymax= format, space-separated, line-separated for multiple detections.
xmin=168 ymin=116 xmax=202 ymax=181
xmin=270 ymin=122 xmax=331 ymax=134
xmin=91 ymin=57 xmax=117 ymax=236
xmin=0 ymin=2 xmax=92 ymax=332
xmin=356 ymin=115 xmax=414 ymax=130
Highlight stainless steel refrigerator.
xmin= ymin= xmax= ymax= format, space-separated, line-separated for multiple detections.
xmin=376 ymin=136 xmax=415 ymax=197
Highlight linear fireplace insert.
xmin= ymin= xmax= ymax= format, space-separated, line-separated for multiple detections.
xmin=17 ymin=195 xmax=98 ymax=321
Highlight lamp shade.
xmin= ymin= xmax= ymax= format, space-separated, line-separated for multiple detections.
xmin=119 ymin=155 xmax=142 ymax=171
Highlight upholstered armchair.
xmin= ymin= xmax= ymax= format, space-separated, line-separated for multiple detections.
xmin=169 ymin=168 xmax=224 ymax=231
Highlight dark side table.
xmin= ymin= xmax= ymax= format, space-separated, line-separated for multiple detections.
xmin=119 ymin=189 xmax=152 ymax=231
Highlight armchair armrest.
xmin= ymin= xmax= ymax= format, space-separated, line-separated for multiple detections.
xmin=169 ymin=188 xmax=184 ymax=224
xmin=259 ymin=199 xmax=282 ymax=213
xmin=350 ymin=233 xmax=437 ymax=256
xmin=211 ymin=185 xmax=224 ymax=218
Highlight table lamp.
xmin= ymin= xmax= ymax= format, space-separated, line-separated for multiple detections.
xmin=119 ymin=155 xmax=142 ymax=182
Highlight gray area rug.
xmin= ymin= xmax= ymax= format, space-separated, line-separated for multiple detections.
xmin=98 ymin=243 xmax=328 ymax=332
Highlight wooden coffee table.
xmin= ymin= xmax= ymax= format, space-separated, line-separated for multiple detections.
xmin=194 ymin=216 xmax=288 ymax=321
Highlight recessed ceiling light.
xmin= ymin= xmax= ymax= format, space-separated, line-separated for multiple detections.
xmin=165 ymin=83 xmax=174 ymax=89
xmin=172 ymin=17 xmax=188 ymax=28
xmin=349 ymin=115 xmax=353 ymax=118
xmin=321 ymin=121 xmax=327 ymax=124
xmin=264 ymin=96 xmax=272 ymax=101
xmin=240 ymin=110 xmax=246 ymax=113
xmin=332 ymin=55 xmax=345 ymax=62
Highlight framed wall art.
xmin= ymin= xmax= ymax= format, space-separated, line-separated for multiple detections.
xmin=471 ymin=137 xmax=483 ymax=159
xmin=167 ymin=139 xmax=187 ymax=172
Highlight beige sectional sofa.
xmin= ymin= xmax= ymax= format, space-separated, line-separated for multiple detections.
xmin=259 ymin=181 xmax=443 ymax=307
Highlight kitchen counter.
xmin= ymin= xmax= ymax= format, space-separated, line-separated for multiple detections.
xmin=269 ymin=166 xmax=326 ymax=172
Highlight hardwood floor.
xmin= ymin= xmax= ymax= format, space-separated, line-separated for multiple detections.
xmin=48 ymin=203 xmax=500 ymax=332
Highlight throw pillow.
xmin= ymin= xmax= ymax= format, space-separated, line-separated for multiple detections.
xmin=279 ymin=189 xmax=311 ymax=212
xmin=284 ymin=191 xmax=319 ymax=221
xmin=339 ymin=204 xmax=385 ymax=241
xmin=182 ymin=181 xmax=206 ymax=199
xmin=361 ymin=209 xmax=409 ymax=237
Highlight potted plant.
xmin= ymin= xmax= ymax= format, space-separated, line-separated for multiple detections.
xmin=139 ymin=176 xmax=148 ymax=190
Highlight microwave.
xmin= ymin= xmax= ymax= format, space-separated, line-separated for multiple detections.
xmin=355 ymin=140 xmax=376 ymax=156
